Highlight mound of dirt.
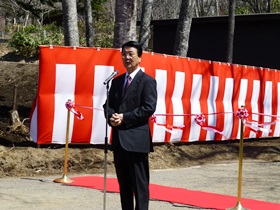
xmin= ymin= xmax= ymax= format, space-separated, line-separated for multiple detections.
xmin=0 ymin=52 xmax=279 ymax=179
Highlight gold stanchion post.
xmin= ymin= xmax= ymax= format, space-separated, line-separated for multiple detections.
xmin=227 ymin=117 xmax=248 ymax=210
xmin=53 ymin=108 xmax=73 ymax=183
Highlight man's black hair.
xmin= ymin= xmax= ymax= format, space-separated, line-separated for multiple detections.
xmin=122 ymin=41 xmax=143 ymax=57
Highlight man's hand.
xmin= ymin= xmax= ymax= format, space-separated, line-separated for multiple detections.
xmin=110 ymin=113 xmax=124 ymax=126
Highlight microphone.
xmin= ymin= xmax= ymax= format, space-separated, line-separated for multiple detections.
xmin=103 ymin=70 xmax=119 ymax=85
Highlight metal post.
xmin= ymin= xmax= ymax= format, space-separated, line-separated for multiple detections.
xmin=53 ymin=106 xmax=73 ymax=183
xmin=227 ymin=119 xmax=248 ymax=210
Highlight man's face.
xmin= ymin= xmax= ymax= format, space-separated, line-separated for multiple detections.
xmin=122 ymin=47 xmax=141 ymax=73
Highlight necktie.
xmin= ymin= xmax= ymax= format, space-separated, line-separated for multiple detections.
xmin=124 ymin=75 xmax=131 ymax=95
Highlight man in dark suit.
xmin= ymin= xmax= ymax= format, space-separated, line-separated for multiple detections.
xmin=103 ymin=41 xmax=157 ymax=210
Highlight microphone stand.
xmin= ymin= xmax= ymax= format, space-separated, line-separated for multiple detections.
xmin=103 ymin=81 xmax=110 ymax=210
xmin=103 ymin=71 xmax=118 ymax=210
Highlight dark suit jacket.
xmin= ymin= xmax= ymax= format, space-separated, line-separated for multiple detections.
xmin=104 ymin=70 xmax=157 ymax=153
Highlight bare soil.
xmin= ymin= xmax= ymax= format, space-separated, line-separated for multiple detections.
xmin=0 ymin=43 xmax=279 ymax=179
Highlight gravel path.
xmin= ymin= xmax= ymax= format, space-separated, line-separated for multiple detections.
xmin=0 ymin=160 xmax=279 ymax=210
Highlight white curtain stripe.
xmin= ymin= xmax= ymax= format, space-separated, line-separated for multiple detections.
xmin=90 ymin=65 xmax=114 ymax=144
xmin=152 ymin=69 xmax=168 ymax=142
xmin=189 ymin=74 xmax=202 ymax=141
xmin=52 ymin=64 xmax=76 ymax=144
xmin=170 ymin=71 xmax=185 ymax=142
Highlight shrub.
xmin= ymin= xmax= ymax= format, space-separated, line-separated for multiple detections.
xmin=8 ymin=24 xmax=64 ymax=56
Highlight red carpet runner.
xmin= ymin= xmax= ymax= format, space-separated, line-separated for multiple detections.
xmin=66 ymin=176 xmax=280 ymax=210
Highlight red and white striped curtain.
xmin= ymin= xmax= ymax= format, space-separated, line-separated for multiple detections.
xmin=30 ymin=46 xmax=280 ymax=144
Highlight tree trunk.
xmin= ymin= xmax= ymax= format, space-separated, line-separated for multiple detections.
xmin=139 ymin=0 xmax=154 ymax=50
xmin=173 ymin=0 xmax=195 ymax=57
xmin=62 ymin=0 xmax=79 ymax=46
xmin=84 ymin=0 xmax=94 ymax=47
xmin=113 ymin=0 xmax=138 ymax=48
xmin=216 ymin=0 xmax=220 ymax=16
xmin=226 ymin=0 xmax=236 ymax=63
xmin=266 ymin=0 xmax=271 ymax=13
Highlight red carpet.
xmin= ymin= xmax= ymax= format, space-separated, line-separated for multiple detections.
xmin=66 ymin=176 xmax=280 ymax=210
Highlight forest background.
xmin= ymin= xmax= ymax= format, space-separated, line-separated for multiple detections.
xmin=1 ymin=0 xmax=280 ymax=61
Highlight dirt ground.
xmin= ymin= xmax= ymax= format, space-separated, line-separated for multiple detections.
xmin=0 ymin=43 xmax=279 ymax=179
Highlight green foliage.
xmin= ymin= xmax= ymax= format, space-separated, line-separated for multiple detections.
xmin=78 ymin=15 xmax=114 ymax=48
xmin=236 ymin=0 xmax=280 ymax=14
xmin=271 ymin=0 xmax=280 ymax=12
xmin=8 ymin=24 xmax=64 ymax=56
xmin=235 ymin=6 xmax=251 ymax=15
xmin=92 ymin=0 xmax=108 ymax=12
xmin=93 ymin=18 xmax=114 ymax=48
xmin=77 ymin=20 xmax=87 ymax=47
